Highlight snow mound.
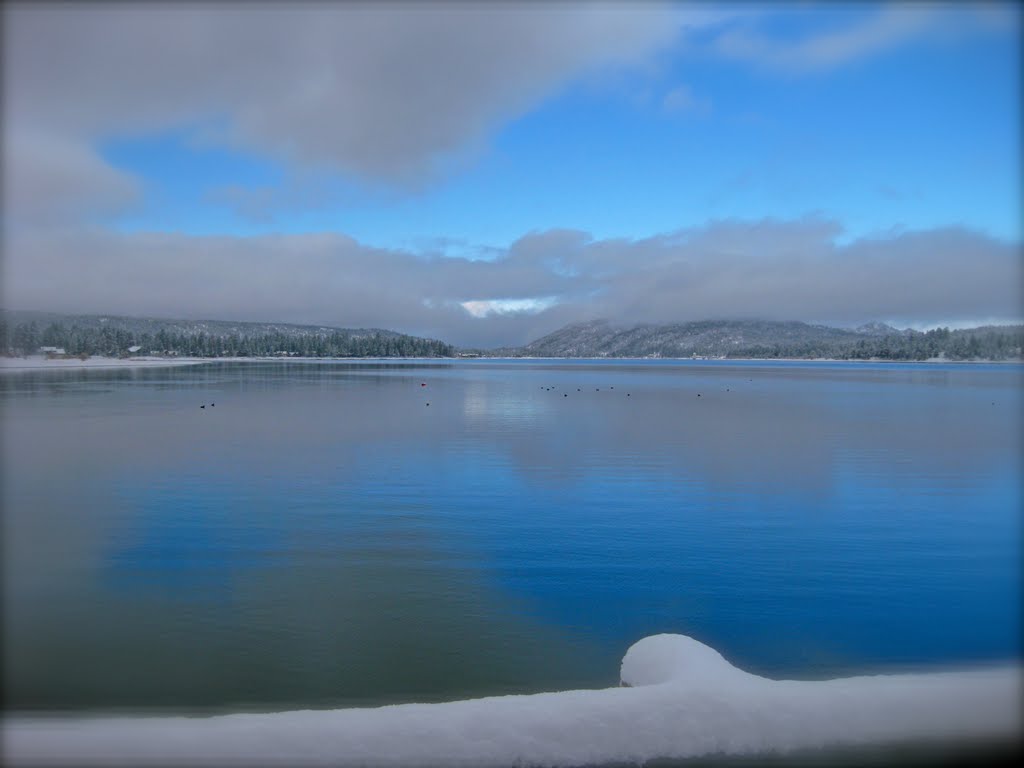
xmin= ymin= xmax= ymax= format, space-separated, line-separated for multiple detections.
xmin=3 ymin=634 xmax=1020 ymax=767
xmin=620 ymin=632 xmax=746 ymax=688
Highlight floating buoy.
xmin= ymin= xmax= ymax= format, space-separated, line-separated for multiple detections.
xmin=421 ymin=383 xmax=426 ymax=387
xmin=426 ymin=402 xmax=430 ymax=406
xmin=200 ymin=405 xmax=205 ymax=409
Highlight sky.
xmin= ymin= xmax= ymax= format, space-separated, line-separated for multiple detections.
xmin=2 ymin=1 xmax=1021 ymax=347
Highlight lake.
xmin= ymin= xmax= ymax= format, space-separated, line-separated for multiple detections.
xmin=1 ymin=359 xmax=1020 ymax=714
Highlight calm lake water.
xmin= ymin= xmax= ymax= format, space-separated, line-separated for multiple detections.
xmin=2 ymin=359 xmax=1020 ymax=713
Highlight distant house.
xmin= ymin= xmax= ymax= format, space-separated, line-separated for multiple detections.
xmin=128 ymin=345 xmax=142 ymax=354
xmin=39 ymin=346 xmax=68 ymax=359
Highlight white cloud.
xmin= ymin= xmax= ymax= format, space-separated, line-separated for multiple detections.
xmin=709 ymin=5 xmax=1011 ymax=75
xmin=461 ymin=298 xmax=559 ymax=318
xmin=661 ymin=84 xmax=712 ymax=116
xmin=2 ymin=129 xmax=141 ymax=227
xmin=2 ymin=2 xmax=685 ymax=216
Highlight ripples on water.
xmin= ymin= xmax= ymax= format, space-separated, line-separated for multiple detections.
xmin=2 ymin=360 xmax=1020 ymax=711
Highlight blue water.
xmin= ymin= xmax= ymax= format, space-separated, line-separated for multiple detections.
xmin=1 ymin=360 xmax=1020 ymax=711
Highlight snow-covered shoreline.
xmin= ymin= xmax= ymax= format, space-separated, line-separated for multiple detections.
xmin=3 ymin=634 xmax=1019 ymax=767
xmin=0 ymin=356 xmax=209 ymax=372
xmin=0 ymin=355 xmax=451 ymax=372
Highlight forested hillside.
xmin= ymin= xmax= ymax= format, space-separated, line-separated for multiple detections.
xmin=505 ymin=320 xmax=1023 ymax=361
xmin=0 ymin=311 xmax=455 ymax=358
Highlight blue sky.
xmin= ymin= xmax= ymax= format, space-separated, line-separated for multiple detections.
xmin=3 ymin=2 xmax=1021 ymax=345
xmin=97 ymin=3 xmax=1020 ymax=249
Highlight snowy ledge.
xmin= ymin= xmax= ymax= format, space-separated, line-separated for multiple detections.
xmin=3 ymin=634 xmax=1020 ymax=767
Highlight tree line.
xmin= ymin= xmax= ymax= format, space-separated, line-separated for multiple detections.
xmin=722 ymin=326 xmax=1022 ymax=361
xmin=2 ymin=317 xmax=1021 ymax=361
xmin=0 ymin=320 xmax=455 ymax=358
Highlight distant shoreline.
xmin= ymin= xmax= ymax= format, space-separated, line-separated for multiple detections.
xmin=1 ymin=354 xmax=1020 ymax=373
xmin=4 ymin=313 xmax=1019 ymax=364
xmin=465 ymin=355 xmax=1023 ymax=364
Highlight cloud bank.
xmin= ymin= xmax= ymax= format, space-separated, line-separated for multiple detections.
xmin=711 ymin=4 xmax=1019 ymax=75
xmin=4 ymin=218 xmax=1019 ymax=347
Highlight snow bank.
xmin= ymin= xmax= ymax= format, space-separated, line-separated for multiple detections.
xmin=0 ymin=356 xmax=208 ymax=372
xmin=3 ymin=634 xmax=1019 ymax=767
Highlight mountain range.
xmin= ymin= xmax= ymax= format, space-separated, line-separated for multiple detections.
xmin=488 ymin=319 xmax=1023 ymax=361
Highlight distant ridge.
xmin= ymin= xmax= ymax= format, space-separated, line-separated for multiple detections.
xmin=496 ymin=319 xmax=1023 ymax=361
xmin=2 ymin=309 xmax=413 ymax=340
